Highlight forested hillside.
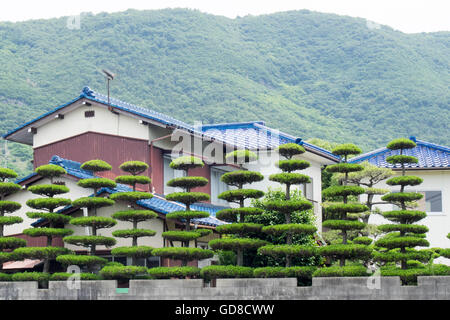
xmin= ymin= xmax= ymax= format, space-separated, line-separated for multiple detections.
xmin=0 ymin=9 xmax=448 ymax=176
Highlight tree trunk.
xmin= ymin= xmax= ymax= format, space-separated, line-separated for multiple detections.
xmin=236 ymin=249 xmax=243 ymax=266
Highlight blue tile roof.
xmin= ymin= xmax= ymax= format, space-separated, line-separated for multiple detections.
xmin=349 ymin=137 xmax=450 ymax=169
xmin=29 ymin=155 xmax=226 ymax=227
xmin=3 ymin=87 xmax=338 ymax=161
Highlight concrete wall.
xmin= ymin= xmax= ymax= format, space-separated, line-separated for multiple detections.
xmin=1 ymin=277 xmax=449 ymax=300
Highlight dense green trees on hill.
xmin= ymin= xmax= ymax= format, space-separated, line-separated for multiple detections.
xmin=0 ymin=9 xmax=448 ymax=177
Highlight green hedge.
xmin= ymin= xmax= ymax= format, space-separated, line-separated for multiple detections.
xmin=111 ymin=246 xmax=153 ymax=258
xmin=378 ymin=224 xmax=428 ymax=234
xmin=262 ymin=223 xmax=316 ymax=236
xmin=386 ymin=138 xmax=416 ymax=150
xmin=276 ymin=143 xmax=305 ymax=158
xmin=376 ymin=236 xmax=429 ymax=249
xmin=380 ymin=265 xmax=450 ymax=285
xmin=26 ymin=198 xmax=71 ymax=211
xmin=166 ymin=192 xmax=210 ymax=205
xmin=100 ymin=265 xmax=148 ymax=279
xmin=148 ymin=266 xmax=201 ymax=279
xmin=27 ymin=184 xmax=69 ymax=197
xmin=326 ymin=163 xmax=364 ymax=173
xmin=325 ymin=203 xmax=369 ymax=214
xmin=80 ymin=160 xmax=112 ymax=172
xmin=0 ymin=237 xmax=27 ymax=249
xmin=313 ymin=265 xmax=369 ymax=277
xmin=26 ymin=212 xmax=71 ymax=224
xmin=200 ymin=265 xmax=254 ymax=280
xmin=112 ymin=210 xmax=157 ymax=222
xmin=167 ymin=176 xmax=208 ymax=189
xmin=322 ymin=185 xmax=366 ymax=198
xmin=13 ymin=247 xmax=71 ymax=259
xmin=381 ymin=210 xmax=427 ymax=223
xmin=319 ymin=244 xmax=372 ymax=260
xmin=152 ymin=247 xmax=214 ymax=261
xmin=109 ymin=192 xmax=153 ymax=202
xmin=166 ymin=210 xmax=210 ymax=220
xmin=0 ymin=168 xmax=18 ymax=180
xmin=0 ymin=273 xmax=11 ymax=281
xmin=112 ymin=229 xmax=156 ymax=238
xmin=23 ymin=227 xmax=73 ymax=238
xmin=322 ymin=220 xmax=366 ymax=231
xmin=0 ymin=216 xmax=23 ymax=226
xmin=63 ymin=235 xmax=116 ymax=247
xmin=264 ymin=199 xmax=312 ymax=213
xmin=225 ymin=150 xmax=257 ymax=164
xmin=50 ymin=272 xmax=101 ymax=281
xmin=69 ymin=216 xmax=117 ymax=229
xmin=216 ymin=207 xmax=263 ymax=222
xmin=209 ymin=238 xmax=268 ymax=251
xmin=386 ymin=155 xmax=418 ymax=165
xmin=258 ymin=244 xmax=318 ymax=258
xmin=373 ymin=250 xmax=432 ymax=263
xmin=161 ymin=231 xmax=201 ymax=241
xmin=220 ymin=171 xmax=264 ymax=187
xmin=71 ymin=197 xmax=114 ymax=209
xmin=169 ymin=156 xmax=204 ymax=170
xmin=352 ymin=237 xmax=373 ymax=245
xmin=11 ymin=272 xmax=50 ymax=282
xmin=0 ymin=182 xmax=21 ymax=195
xmin=277 ymin=160 xmax=310 ymax=172
xmin=269 ymin=173 xmax=311 ymax=185
xmin=119 ymin=161 xmax=149 ymax=175
xmin=77 ymin=178 xmax=117 ymax=189
xmin=253 ymin=266 xmax=316 ymax=279
xmin=216 ymin=223 xmax=263 ymax=234
xmin=381 ymin=192 xmax=423 ymax=203
xmin=35 ymin=164 xmax=67 ymax=178
xmin=56 ymin=254 xmax=108 ymax=266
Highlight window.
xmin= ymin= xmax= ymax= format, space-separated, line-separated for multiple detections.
xmin=146 ymin=256 xmax=161 ymax=268
xmin=391 ymin=190 xmax=443 ymax=213
xmin=210 ymin=167 xmax=230 ymax=205
xmin=299 ymin=178 xmax=314 ymax=201
xmin=417 ymin=191 xmax=442 ymax=213
xmin=163 ymin=156 xmax=186 ymax=195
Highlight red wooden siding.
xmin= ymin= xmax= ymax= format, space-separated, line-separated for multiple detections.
xmin=189 ymin=164 xmax=211 ymax=197
xmin=150 ymin=146 xmax=164 ymax=194
xmin=9 ymin=233 xmax=64 ymax=247
xmin=34 ymin=132 xmax=151 ymax=191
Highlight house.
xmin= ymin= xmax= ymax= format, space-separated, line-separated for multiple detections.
xmin=349 ymin=136 xmax=450 ymax=261
xmin=2 ymin=86 xmax=339 ymax=268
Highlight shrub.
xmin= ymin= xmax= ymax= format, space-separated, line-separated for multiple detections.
xmin=166 ymin=210 xmax=210 ymax=220
xmin=376 ymin=236 xmax=429 ymax=249
xmin=26 ymin=212 xmax=71 ymax=224
xmin=269 ymin=173 xmax=311 ymax=185
xmin=71 ymin=197 xmax=114 ymax=209
xmin=209 ymin=238 xmax=268 ymax=251
xmin=115 ymin=175 xmax=151 ymax=186
xmin=35 ymin=165 xmax=66 ymax=178
xmin=324 ymin=203 xmax=368 ymax=215
xmin=56 ymin=254 xmax=108 ymax=266
xmin=109 ymin=192 xmax=153 ymax=202
xmin=63 ymin=235 xmax=116 ymax=247
xmin=119 ymin=161 xmax=149 ymax=175
xmin=166 ymin=176 xmax=208 ymax=189
xmin=77 ymin=178 xmax=117 ymax=189
xmin=100 ymin=266 xmax=148 ymax=279
xmin=28 ymin=184 xmax=70 ymax=197
xmin=276 ymin=143 xmax=305 ymax=158
xmin=110 ymin=246 xmax=153 ymax=258
xmin=225 ymin=150 xmax=257 ymax=164
xmin=326 ymin=163 xmax=364 ymax=173
xmin=152 ymin=247 xmax=214 ymax=261
xmin=0 ymin=168 xmax=18 ymax=180
xmin=381 ymin=210 xmax=427 ymax=223
xmin=313 ymin=265 xmax=369 ymax=277
xmin=23 ymin=228 xmax=73 ymax=237
xmin=0 ymin=216 xmax=23 ymax=225
xmin=322 ymin=185 xmax=365 ymax=198
xmin=147 ymin=266 xmax=201 ymax=279
xmin=381 ymin=192 xmax=423 ymax=203
xmin=196 ymin=229 xmax=213 ymax=237
xmin=258 ymin=244 xmax=318 ymax=258
xmin=169 ymin=156 xmax=204 ymax=170
xmin=13 ymin=247 xmax=71 ymax=259
xmin=386 ymin=176 xmax=423 ymax=186
xmin=69 ymin=216 xmax=117 ymax=229
xmin=386 ymin=138 xmax=416 ymax=150
xmin=200 ymin=265 xmax=254 ymax=280
xmin=50 ymin=273 xmax=101 ymax=281
xmin=352 ymin=237 xmax=373 ymax=245
xmin=378 ymin=224 xmax=428 ymax=234
xmin=263 ymin=200 xmax=312 ymax=213
xmin=0 ymin=183 xmax=21 ymax=195
xmin=80 ymin=160 xmax=112 ymax=172
xmin=322 ymin=220 xmax=366 ymax=231
xmin=112 ymin=229 xmax=156 ymax=238
xmin=160 ymin=231 xmax=201 ymax=241
xmin=166 ymin=192 xmax=210 ymax=205
xmin=220 ymin=171 xmax=264 ymax=187
xmin=319 ymin=244 xmax=372 ymax=260
xmin=253 ymin=266 xmax=316 ymax=280
xmin=331 ymin=144 xmax=362 ymax=156
xmin=11 ymin=272 xmax=50 ymax=282
xmin=0 ymin=273 xmax=11 ymax=281
xmin=216 ymin=223 xmax=263 ymax=234
xmin=262 ymin=224 xmax=316 ymax=236
xmin=26 ymin=198 xmax=71 ymax=211
xmin=386 ymin=155 xmax=418 ymax=164
xmin=112 ymin=210 xmax=157 ymax=222
xmin=0 ymin=237 xmax=27 ymax=250
xmin=277 ymin=160 xmax=310 ymax=172
xmin=215 ymin=208 xmax=263 ymax=222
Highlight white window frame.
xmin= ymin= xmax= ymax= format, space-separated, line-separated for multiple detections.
xmin=210 ymin=167 xmax=231 ymax=206
xmin=390 ymin=188 xmax=444 ymax=216
xmin=163 ymin=155 xmax=186 ymax=195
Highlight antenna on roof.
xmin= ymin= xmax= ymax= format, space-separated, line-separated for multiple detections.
xmin=102 ymin=69 xmax=115 ymax=112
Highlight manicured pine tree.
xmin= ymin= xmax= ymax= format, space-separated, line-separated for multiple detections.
xmin=14 ymin=165 xmax=73 ymax=274
xmin=441 ymin=234 xmax=450 ymax=259
xmin=317 ymin=144 xmax=372 ymax=274
xmin=110 ymin=161 xmax=157 ymax=266
xmin=151 ymin=156 xmax=214 ymax=277
xmin=257 ymin=143 xmax=317 ymax=268
xmin=374 ymin=138 xmax=430 ymax=270
xmin=0 ymin=168 xmax=26 ymax=270
xmin=59 ymin=160 xmax=117 ymax=271
xmin=208 ymin=150 xmax=267 ymax=267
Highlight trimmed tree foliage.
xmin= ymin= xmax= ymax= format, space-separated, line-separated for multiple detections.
xmin=319 ymin=144 xmax=372 ymax=273
xmin=14 ymin=165 xmax=72 ymax=273
xmin=209 ymin=150 xmax=266 ymax=267
xmin=375 ymin=138 xmax=430 ymax=271
xmin=59 ymin=160 xmax=116 ymax=271
xmin=152 ymin=156 xmax=213 ymax=277
xmin=257 ymin=143 xmax=317 ymax=268
xmin=0 ymin=168 xmax=26 ymax=269
xmin=109 ymin=161 xmax=156 ymax=267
